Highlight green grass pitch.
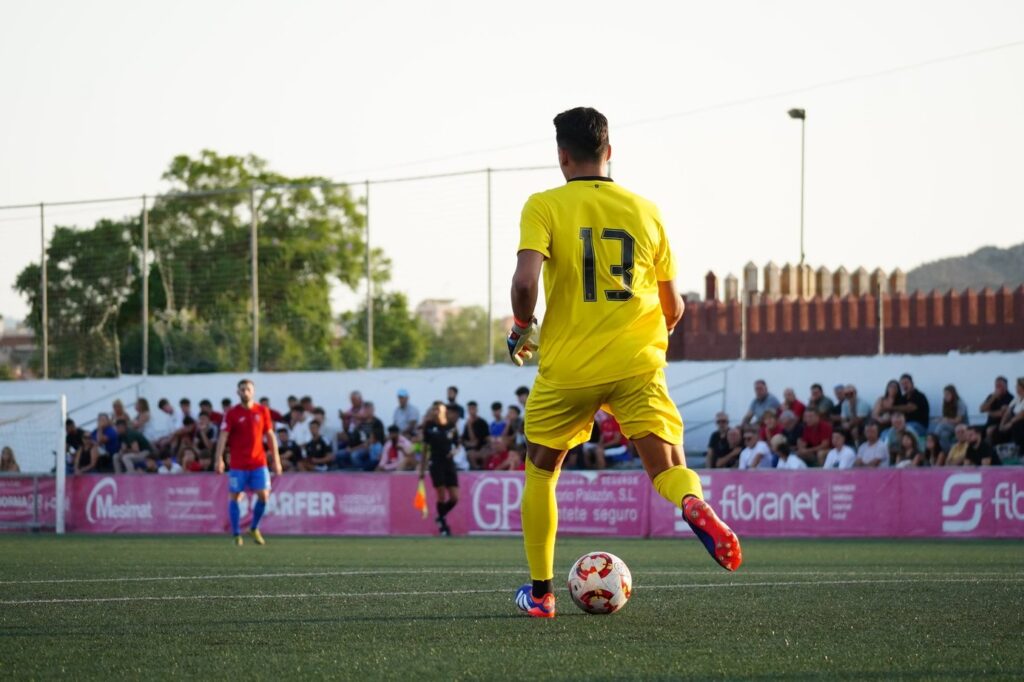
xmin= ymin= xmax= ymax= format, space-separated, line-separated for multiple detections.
xmin=1 ymin=535 xmax=1021 ymax=679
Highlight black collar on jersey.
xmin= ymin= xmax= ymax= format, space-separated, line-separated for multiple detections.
xmin=568 ymin=176 xmax=613 ymax=183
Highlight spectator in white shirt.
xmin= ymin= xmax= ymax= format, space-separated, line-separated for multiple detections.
xmin=738 ymin=428 xmax=773 ymax=470
xmin=823 ymin=430 xmax=857 ymax=469
xmin=150 ymin=398 xmax=178 ymax=452
xmin=855 ymin=421 xmax=889 ymax=468
xmin=393 ymin=389 xmax=421 ymax=438
xmin=771 ymin=434 xmax=807 ymax=470
xmin=288 ymin=405 xmax=312 ymax=446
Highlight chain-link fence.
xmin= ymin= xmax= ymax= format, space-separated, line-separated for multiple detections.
xmin=0 ymin=165 xmax=558 ymax=378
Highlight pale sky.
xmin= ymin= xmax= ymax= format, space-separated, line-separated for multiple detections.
xmin=2 ymin=0 xmax=1023 ymax=325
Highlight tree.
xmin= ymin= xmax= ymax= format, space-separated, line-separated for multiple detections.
xmin=15 ymin=219 xmax=140 ymax=377
xmin=421 ymin=306 xmax=492 ymax=367
xmin=337 ymin=291 xmax=427 ymax=368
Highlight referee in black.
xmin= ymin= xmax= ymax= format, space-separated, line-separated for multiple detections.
xmin=418 ymin=401 xmax=460 ymax=536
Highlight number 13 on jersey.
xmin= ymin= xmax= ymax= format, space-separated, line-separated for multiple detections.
xmin=580 ymin=227 xmax=635 ymax=302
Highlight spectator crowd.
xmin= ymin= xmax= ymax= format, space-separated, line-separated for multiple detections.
xmin=707 ymin=375 xmax=1024 ymax=470
xmin=2 ymin=372 xmax=1018 ymax=478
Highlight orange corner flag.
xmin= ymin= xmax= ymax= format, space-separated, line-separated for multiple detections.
xmin=413 ymin=479 xmax=428 ymax=519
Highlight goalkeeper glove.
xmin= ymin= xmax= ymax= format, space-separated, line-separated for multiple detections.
xmin=507 ymin=317 xmax=539 ymax=367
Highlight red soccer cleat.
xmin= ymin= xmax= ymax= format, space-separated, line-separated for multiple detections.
xmin=683 ymin=496 xmax=742 ymax=571
xmin=515 ymin=584 xmax=556 ymax=618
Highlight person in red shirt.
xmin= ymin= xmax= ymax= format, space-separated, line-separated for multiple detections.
xmin=795 ymin=409 xmax=833 ymax=466
xmin=782 ymin=388 xmax=805 ymax=422
xmin=214 ymin=379 xmax=282 ymax=546
xmin=586 ymin=411 xmax=630 ymax=469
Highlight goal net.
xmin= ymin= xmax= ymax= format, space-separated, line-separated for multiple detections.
xmin=0 ymin=395 xmax=66 ymax=533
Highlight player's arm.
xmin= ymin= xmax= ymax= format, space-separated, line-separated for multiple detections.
xmin=657 ymin=279 xmax=685 ymax=333
xmin=213 ymin=430 xmax=228 ymax=474
xmin=508 ymin=250 xmax=543 ymax=366
xmin=268 ymin=428 xmax=282 ymax=476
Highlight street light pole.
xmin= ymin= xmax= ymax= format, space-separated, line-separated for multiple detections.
xmin=788 ymin=108 xmax=806 ymax=269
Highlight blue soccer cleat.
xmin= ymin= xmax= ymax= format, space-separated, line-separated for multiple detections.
xmin=515 ymin=584 xmax=556 ymax=618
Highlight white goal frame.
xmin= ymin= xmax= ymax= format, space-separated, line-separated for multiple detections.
xmin=0 ymin=394 xmax=67 ymax=534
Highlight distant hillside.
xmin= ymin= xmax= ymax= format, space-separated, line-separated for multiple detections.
xmin=906 ymin=242 xmax=1024 ymax=293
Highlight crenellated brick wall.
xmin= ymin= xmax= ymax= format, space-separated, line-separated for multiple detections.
xmin=669 ymin=267 xmax=1024 ymax=360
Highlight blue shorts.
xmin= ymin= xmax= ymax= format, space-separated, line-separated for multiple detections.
xmin=228 ymin=466 xmax=271 ymax=494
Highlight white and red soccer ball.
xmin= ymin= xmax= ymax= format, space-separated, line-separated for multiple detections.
xmin=567 ymin=551 xmax=632 ymax=615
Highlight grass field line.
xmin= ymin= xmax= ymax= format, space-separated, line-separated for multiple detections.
xmin=3 ymin=576 xmax=1023 ymax=607
xmin=3 ymin=568 xmax=1022 ymax=587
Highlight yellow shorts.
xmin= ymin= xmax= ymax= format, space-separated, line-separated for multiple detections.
xmin=524 ymin=368 xmax=683 ymax=451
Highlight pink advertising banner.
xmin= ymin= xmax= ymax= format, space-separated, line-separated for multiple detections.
xmin=51 ymin=469 xmax=1024 ymax=538
xmin=0 ymin=476 xmax=56 ymax=528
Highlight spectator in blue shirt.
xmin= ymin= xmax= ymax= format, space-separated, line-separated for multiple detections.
xmin=741 ymin=380 xmax=781 ymax=427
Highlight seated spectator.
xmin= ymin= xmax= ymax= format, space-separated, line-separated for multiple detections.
xmin=871 ymin=380 xmax=901 ymax=429
xmin=0 ymin=446 xmax=19 ymax=473
xmin=966 ymin=426 xmax=1002 ymax=467
xmin=713 ymin=428 xmax=742 ymax=468
xmin=945 ymin=423 xmax=971 ymax=466
xmin=177 ymin=398 xmax=195 ymax=429
xmin=894 ymin=432 xmax=921 ymax=468
xmin=446 ymin=386 xmax=465 ymax=422
xmin=341 ymin=390 xmax=364 ymax=422
xmin=883 ymin=412 xmax=922 ymax=464
xmin=996 ymin=377 xmax=1024 ymax=451
xmin=300 ymin=395 xmax=315 ymax=417
xmin=980 ymin=376 xmax=1013 ymax=444
xmin=829 ymin=384 xmax=846 ymax=426
xmin=377 ymin=425 xmax=416 ymax=472
xmin=303 ymin=420 xmax=336 ymax=472
xmin=220 ymin=397 xmax=233 ymax=425
xmin=488 ymin=402 xmax=505 ymax=444
xmin=198 ymin=399 xmax=224 ymax=428
xmin=931 ymin=384 xmax=968 ymax=452
xmin=806 ymin=383 xmax=834 ymax=417
xmin=73 ymin=431 xmax=98 ymax=474
xmin=741 ymin=380 xmax=781 ymax=427
xmin=771 ymin=434 xmax=807 ymax=470
xmin=157 ymin=452 xmax=183 ymax=474
xmin=259 ymin=396 xmax=284 ymax=424
xmin=171 ymin=416 xmax=197 ymax=458
xmin=894 ymin=373 xmax=930 ymax=436
xmin=922 ymin=434 xmax=945 ymax=467
xmin=738 ymin=428 xmax=772 ymax=470
xmin=500 ymin=405 xmax=525 ymax=456
xmin=796 ymin=409 xmax=832 ymax=466
xmin=335 ymin=407 xmax=366 ymax=469
xmin=194 ymin=412 xmax=219 ymax=458
xmin=461 ymin=401 xmax=491 ymax=470
xmin=111 ymin=398 xmax=132 ymax=425
xmin=312 ymin=407 xmax=337 ymax=449
xmin=705 ymin=412 xmax=732 ymax=468
xmin=288 ymin=405 xmax=312 ymax=446
xmin=781 ymin=388 xmax=805 ymax=421
xmin=839 ymin=384 xmax=871 ymax=443
xmin=114 ymin=418 xmax=152 ymax=474
xmin=757 ymin=408 xmax=783 ymax=443
xmin=393 ymin=389 xmax=421 ymax=439
xmin=150 ymin=398 xmax=178 ymax=453
xmin=276 ymin=427 xmax=303 ymax=472
xmin=778 ymin=410 xmax=802 ymax=447
xmin=351 ymin=403 xmax=385 ymax=471
xmin=181 ymin=446 xmax=210 ymax=473
xmin=89 ymin=413 xmax=120 ymax=472
xmin=133 ymin=398 xmax=154 ymax=443
xmin=65 ymin=418 xmax=85 ymax=460
xmin=854 ymin=421 xmax=889 ymax=468
xmin=587 ymin=411 xmax=630 ymax=469
xmin=822 ymin=431 xmax=856 ymax=469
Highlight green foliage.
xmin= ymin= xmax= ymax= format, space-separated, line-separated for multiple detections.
xmin=337 ymin=291 xmax=427 ymax=368
xmin=14 ymin=151 xmax=377 ymax=376
xmin=421 ymin=305 xmax=492 ymax=367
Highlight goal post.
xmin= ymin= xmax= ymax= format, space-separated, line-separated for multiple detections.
xmin=0 ymin=394 xmax=67 ymax=534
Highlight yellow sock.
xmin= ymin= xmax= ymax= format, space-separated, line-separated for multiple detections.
xmin=521 ymin=459 xmax=561 ymax=582
xmin=652 ymin=465 xmax=703 ymax=509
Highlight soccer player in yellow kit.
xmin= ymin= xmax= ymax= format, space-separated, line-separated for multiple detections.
xmin=509 ymin=107 xmax=742 ymax=618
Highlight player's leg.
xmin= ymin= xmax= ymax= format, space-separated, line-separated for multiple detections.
xmin=246 ymin=467 xmax=271 ymax=545
xmin=517 ymin=378 xmax=601 ymax=616
xmin=433 ymin=483 xmax=451 ymax=535
xmin=610 ymin=370 xmax=742 ymax=571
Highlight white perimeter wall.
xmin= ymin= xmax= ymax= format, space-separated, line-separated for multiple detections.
xmin=3 ymin=350 xmax=1021 ymax=453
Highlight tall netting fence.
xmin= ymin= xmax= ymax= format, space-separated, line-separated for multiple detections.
xmin=0 ymin=166 xmax=560 ymax=377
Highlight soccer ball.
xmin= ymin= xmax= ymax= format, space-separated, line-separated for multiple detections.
xmin=567 ymin=551 xmax=632 ymax=615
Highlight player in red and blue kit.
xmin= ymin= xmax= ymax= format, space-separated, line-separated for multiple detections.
xmin=214 ymin=378 xmax=282 ymax=546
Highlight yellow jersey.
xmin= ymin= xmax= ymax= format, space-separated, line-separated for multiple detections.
xmin=518 ymin=177 xmax=676 ymax=389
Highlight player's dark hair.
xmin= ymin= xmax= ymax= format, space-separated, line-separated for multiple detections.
xmin=237 ymin=378 xmax=254 ymax=389
xmin=553 ymin=107 xmax=609 ymax=163
xmin=491 ymin=401 xmax=502 ymax=411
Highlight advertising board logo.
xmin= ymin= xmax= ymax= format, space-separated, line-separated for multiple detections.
xmin=941 ymin=473 xmax=983 ymax=533
xmin=472 ymin=476 xmax=523 ymax=531
xmin=85 ymin=477 xmax=153 ymax=524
